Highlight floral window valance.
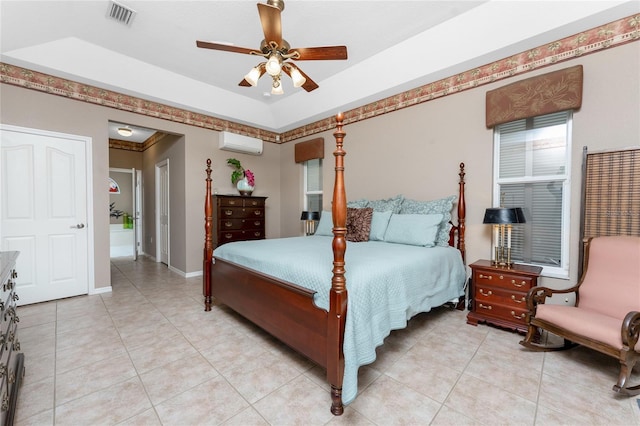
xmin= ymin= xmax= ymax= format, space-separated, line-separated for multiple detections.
xmin=486 ymin=65 xmax=583 ymax=128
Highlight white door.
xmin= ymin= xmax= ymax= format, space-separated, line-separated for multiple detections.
xmin=134 ymin=169 xmax=142 ymax=260
xmin=156 ymin=160 xmax=169 ymax=265
xmin=1 ymin=125 xmax=90 ymax=306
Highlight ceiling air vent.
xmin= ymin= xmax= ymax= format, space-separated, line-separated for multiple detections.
xmin=107 ymin=1 xmax=136 ymax=26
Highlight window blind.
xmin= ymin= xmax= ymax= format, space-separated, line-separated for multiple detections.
xmin=583 ymin=148 xmax=640 ymax=239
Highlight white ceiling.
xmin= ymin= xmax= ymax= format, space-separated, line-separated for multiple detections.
xmin=1 ymin=1 xmax=638 ymax=133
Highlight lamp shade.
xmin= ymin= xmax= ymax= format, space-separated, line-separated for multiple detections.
xmin=244 ymin=67 xmax=261 ymax=86
xmin=300 ymin=211 xmax=320 ymax=221
xmin=266 ymin=54 xmax=282 ymax=76
xmin=483 ymin=207 xmax=526 ymax=224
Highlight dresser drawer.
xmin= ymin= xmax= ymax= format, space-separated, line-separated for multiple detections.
xmin=473 ymin=270 xmax=533 ymax=291
xmin=219 ymin=218 xmax=264 ymax=231
xmin=219 ymin=229 xmax=265 ymax=244
xmin=219 ymin=207 xmax=264 ymax=219
xmin=474 ymin=285 xmax=528 ymax=308
xmin=218 ymin=197 xmax=265 ymax=208
xmin=218 ymin=197 xmax=244 ymax=207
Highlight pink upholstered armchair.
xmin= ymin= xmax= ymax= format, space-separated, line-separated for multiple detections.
xmin=520 ymin=235 xmax=640 ymax=396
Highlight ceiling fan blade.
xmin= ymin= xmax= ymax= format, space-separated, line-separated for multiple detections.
xmin=257 ymin=3 xmax=283 ymax=48
xmin=290 ymin=46 xmax=348 ymax=61
xmin=283 ymin=63 xmax=319 ymax=92
xmin=196 ymin=40 xmax=257 ymax=55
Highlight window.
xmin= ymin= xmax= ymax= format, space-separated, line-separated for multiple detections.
xmin=304 ymin=158 xmax=323 ymax=212
xmin=493 ymin=111 xmax=572 ymax=277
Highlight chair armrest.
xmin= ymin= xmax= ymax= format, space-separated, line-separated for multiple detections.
xmin=621 ymin=311 xmax=640 ymax=351
xmin=524 ymin=285 xmax=579 ymax=312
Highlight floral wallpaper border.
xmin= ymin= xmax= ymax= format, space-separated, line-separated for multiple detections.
xmin=1 ymin=14 xmax=638 ymax=144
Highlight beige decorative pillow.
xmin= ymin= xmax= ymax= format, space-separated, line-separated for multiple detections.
xmin=346 ymin=207 xmax=373 ymax=242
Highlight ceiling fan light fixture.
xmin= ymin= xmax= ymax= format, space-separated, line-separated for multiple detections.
xmin=271 ymin=77 xmax=284 ymax=95
xmin=290 ymin=67 xmax=306 ymax=88
xmin=244 ymin=66 xmax=261 ymax=86
xmin=265 ymin=54 xmax=282 ymax=76
xmin=117 ymin=127 xmax=133 ymax=137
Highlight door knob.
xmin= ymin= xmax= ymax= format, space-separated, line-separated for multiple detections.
xmin=70 ymin=223 xmax=85 ymax=229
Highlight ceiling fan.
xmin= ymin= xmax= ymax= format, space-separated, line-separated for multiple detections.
xmin=196 ymin=0 xmax=347 ymax=94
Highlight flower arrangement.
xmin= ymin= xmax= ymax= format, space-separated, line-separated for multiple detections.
xmin=226 ymin=158 xmax=255 ymax=186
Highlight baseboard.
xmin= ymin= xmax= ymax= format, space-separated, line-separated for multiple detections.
xmin=91 ymin=285 xmax=112 ymax=295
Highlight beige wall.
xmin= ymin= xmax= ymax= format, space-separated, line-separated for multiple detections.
xmin=109 ymin=148 xmax=143 ymax=170
xmin=0 ymin=85 xmax=284 ymax=287
xmin=279 ymin=42 xmax=640 ymax=293
xmin=1 ymin=41 xmax=637 ymax=294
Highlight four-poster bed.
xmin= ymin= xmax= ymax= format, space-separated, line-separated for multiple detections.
xmin=202 ymin=113 xmax=467 ymax=414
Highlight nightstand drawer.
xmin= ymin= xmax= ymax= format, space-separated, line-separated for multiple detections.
xmin=474 ymin=285 xmax=528 ymax=308
xmin=474 ymin=301 xmax=528 ymax=326
xmin=474 ymin=271 xmax=533 ymax=290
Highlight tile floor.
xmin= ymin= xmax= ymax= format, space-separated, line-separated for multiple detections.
xmin=16 ymin=256 xmax=640 ymax=425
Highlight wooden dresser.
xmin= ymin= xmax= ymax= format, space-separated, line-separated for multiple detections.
xmin=0 ymin=251 xmax=24 ymax=426
xmin=467 ymin=259 xmax=542 ymax=333
xmin=213 ymin=195 xmax=267 ymax=247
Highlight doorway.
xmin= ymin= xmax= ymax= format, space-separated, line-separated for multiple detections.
xmin=109 ymin=167 xmax=141 ymax=260
xmin=156 ymin=159 xmax=169 ymax=265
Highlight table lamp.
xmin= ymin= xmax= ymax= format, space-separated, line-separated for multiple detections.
xmin=483 ymin=207 xmax=526 ymax=267
xmin=300 ymin=211 xmax=320 ymax=236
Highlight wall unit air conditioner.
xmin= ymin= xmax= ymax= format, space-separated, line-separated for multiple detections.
xmin=219 ymin=131 xmax=263 ymax=155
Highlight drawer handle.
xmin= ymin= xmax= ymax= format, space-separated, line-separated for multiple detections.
xmin=254 ymin=232 xmax=261 ymax=237
xmin=479 ymin=289 xmax=492 ymax=297
xmin=510 ymin=311 xmax=526 ymax=320
xmin=478 ymin=274 xmax=492 ymax=280
xmin=511 ymin=295 xmax=526 ymax=303
xmin=253 ymin=211 xmax=262 ymax=216
xmin=224 ymin=210 xmax=233 ymax=216
xmin=224 ymin=233 xmax=233 ymax=239
xmin=478 ymin=303 xmax=492 ymax=310
xmin=228 ymin=200 xmax=238 ymax=205
xmin=249 ymin=201 xmax=259 ymax=206
xmin=224 ymin=221 xmax=233 ymax=227
xmin=511 ymin=280 xmax=526 ymax=287
xmin=254 ymin=221 xmax=261 ymax=226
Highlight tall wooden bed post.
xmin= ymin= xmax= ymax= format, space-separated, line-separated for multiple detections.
xmin=328 ymin=112 xmax=348 ymax=415
xmin=457 ymin=162 xmax=466 ymax=263
xmin=203 ymin=159 xmax=213 ymax=311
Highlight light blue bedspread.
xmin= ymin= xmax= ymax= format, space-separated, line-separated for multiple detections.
xmin=213 ymin=236 xmax=466 ymax=404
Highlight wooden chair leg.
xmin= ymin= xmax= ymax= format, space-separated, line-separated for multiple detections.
xmin=520 ymin=326 xmax=578 ymax=352
xmin=613 ymin=353 xmax=640 ymax=396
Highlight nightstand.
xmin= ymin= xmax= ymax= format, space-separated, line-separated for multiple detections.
xmin=466 ymin=259 xmax=542 ymax=333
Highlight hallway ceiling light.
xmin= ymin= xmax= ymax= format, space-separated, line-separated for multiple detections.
xmin=117 ymin=127 xmax=133 ymax=137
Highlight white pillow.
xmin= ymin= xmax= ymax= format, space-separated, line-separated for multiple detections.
xmin=384 ymin=213 xmax=443 ymax=247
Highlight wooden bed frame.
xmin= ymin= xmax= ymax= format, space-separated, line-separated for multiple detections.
xmin=202 ymin=113 xmax=467 ymax=414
